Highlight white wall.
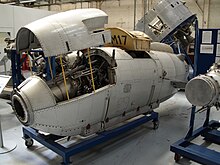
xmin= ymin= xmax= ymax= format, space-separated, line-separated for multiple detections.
xmin=0 ymin=4 xmax=55 ymax=72
xmin=0 ymin=4 xmax=55 ymax=38
xmin=41 ymin=0 xmax=220 ymax=30
xmin=209 ymin=0 xmax=220 ymax=28
xmin=0 ymin=32 xmax=9 ymax=74
xmin=101 ymin=0 xmax=220 ymax=30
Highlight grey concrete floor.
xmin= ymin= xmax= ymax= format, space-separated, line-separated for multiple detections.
xmin=0 ymin=91 xmax=219 ymax=165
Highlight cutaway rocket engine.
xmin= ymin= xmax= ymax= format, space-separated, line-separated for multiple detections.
xmin=11 ymin=9 xmax=188 ymax=136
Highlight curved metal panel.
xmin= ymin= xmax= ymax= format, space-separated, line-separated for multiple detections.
xmin=12 ymin=76 xmax=56 ymax=125
xmin=16 ymin=8 xmax=111 ymax=57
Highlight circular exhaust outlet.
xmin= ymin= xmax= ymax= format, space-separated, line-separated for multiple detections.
xmin=12 ymin=95 xmax=29 ymax=125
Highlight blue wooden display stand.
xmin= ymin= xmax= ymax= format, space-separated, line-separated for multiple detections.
xmin=23 ymin=111 xmax=158 ymax=165
xmin=170 ymin=21 xmax=220 ymax=165
xmin=170 ymin=107 xmax=220 ymax=165
xmin=11 ymin=49 xmax=22 ymax=88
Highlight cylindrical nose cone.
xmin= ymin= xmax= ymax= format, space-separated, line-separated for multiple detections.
xmin=185 ymin=77 xmax=216 ymax=106
xmin=11 ymin=76 xmax=56 ymax=126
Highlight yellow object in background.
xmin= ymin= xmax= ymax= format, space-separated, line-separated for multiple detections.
xmin=105 ymin=27 xmax=151 ymax=51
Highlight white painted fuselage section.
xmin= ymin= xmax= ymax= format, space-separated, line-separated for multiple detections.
xmin=14 ymin=47 xmax=188 ymax=136
xmin=12 ymin=8 xmax=188 ymax=136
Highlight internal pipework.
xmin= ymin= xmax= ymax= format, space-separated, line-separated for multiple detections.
xmin=11 ymin=48 xmax=116 ymax=125
xmin=46 ymin=49 xmax=116 ymax=102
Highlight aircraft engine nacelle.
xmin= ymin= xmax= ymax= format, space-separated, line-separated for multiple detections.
xmin=12 ymin=47 xmax=188 ymax=136
xmin=11 ymin=8 xmax=189 ymax=136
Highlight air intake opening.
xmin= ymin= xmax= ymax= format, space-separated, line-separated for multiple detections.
xmin=13 ymin=96 xmax=28 ymax=124
xmin=14 ymin=99 xmax=25 ymax=120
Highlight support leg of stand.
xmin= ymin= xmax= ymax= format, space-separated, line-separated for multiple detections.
xmin=62 ymin=156 xmax=71 ymax=165
xmin=153 ymin=117 xmax=159 ymax=130
xmin=0 ymin=116 xmax=3 ymax=148
xmin=185 ymin=106 xmax=196 ymax=139
xmin=203 ymin=107 xmax=210 ymax=127
xmin=4 ymin=60 xmax=7 ymax=75
xmin=0 ymin=116 xmax=17 ymax=154
xmin=22 ymin=112 xmax=158 ymax=164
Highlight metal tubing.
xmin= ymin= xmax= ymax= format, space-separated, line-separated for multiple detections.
xmin=11 ymin=50 xmax=16 ymax=88
xmin=0 ymin=116 xmax=3 ymax=148
xmin=60 ymin=55 xmax=70 ymax=100
xmin=193 ymin=19 xmax=199 ymax=77
xmin=143 ymin=0 xmax=146 ymax=32
xmin=185 ymin=106 xmax=196 ymax=139
xmin=133 ymin=0 xmax=137 ymax=30
xmin=16 ymin=53 xmax=21 ymax=86
xmin=203 ymin=107 xmax=210 ymax=127
xmin=87 ymin=48 xmax=96 ymax=92
xmin=4 ymin=60 xmax=6 ymax=75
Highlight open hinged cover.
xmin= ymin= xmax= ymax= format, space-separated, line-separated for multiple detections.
xmin=16 ymin=8 xmax=111 ymax=57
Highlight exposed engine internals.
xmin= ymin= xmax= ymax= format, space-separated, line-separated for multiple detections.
xmin=42 ymin=49 xmax=116 ymax=102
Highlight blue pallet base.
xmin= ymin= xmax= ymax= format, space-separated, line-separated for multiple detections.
xmin=23 ymin=111 xmax=158 ymax=165
xmin=170 ymin=120 xmax=220 ymax=165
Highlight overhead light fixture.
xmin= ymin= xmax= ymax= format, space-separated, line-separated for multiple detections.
xmin=19 ymin=0 xmax=36 ymax=4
